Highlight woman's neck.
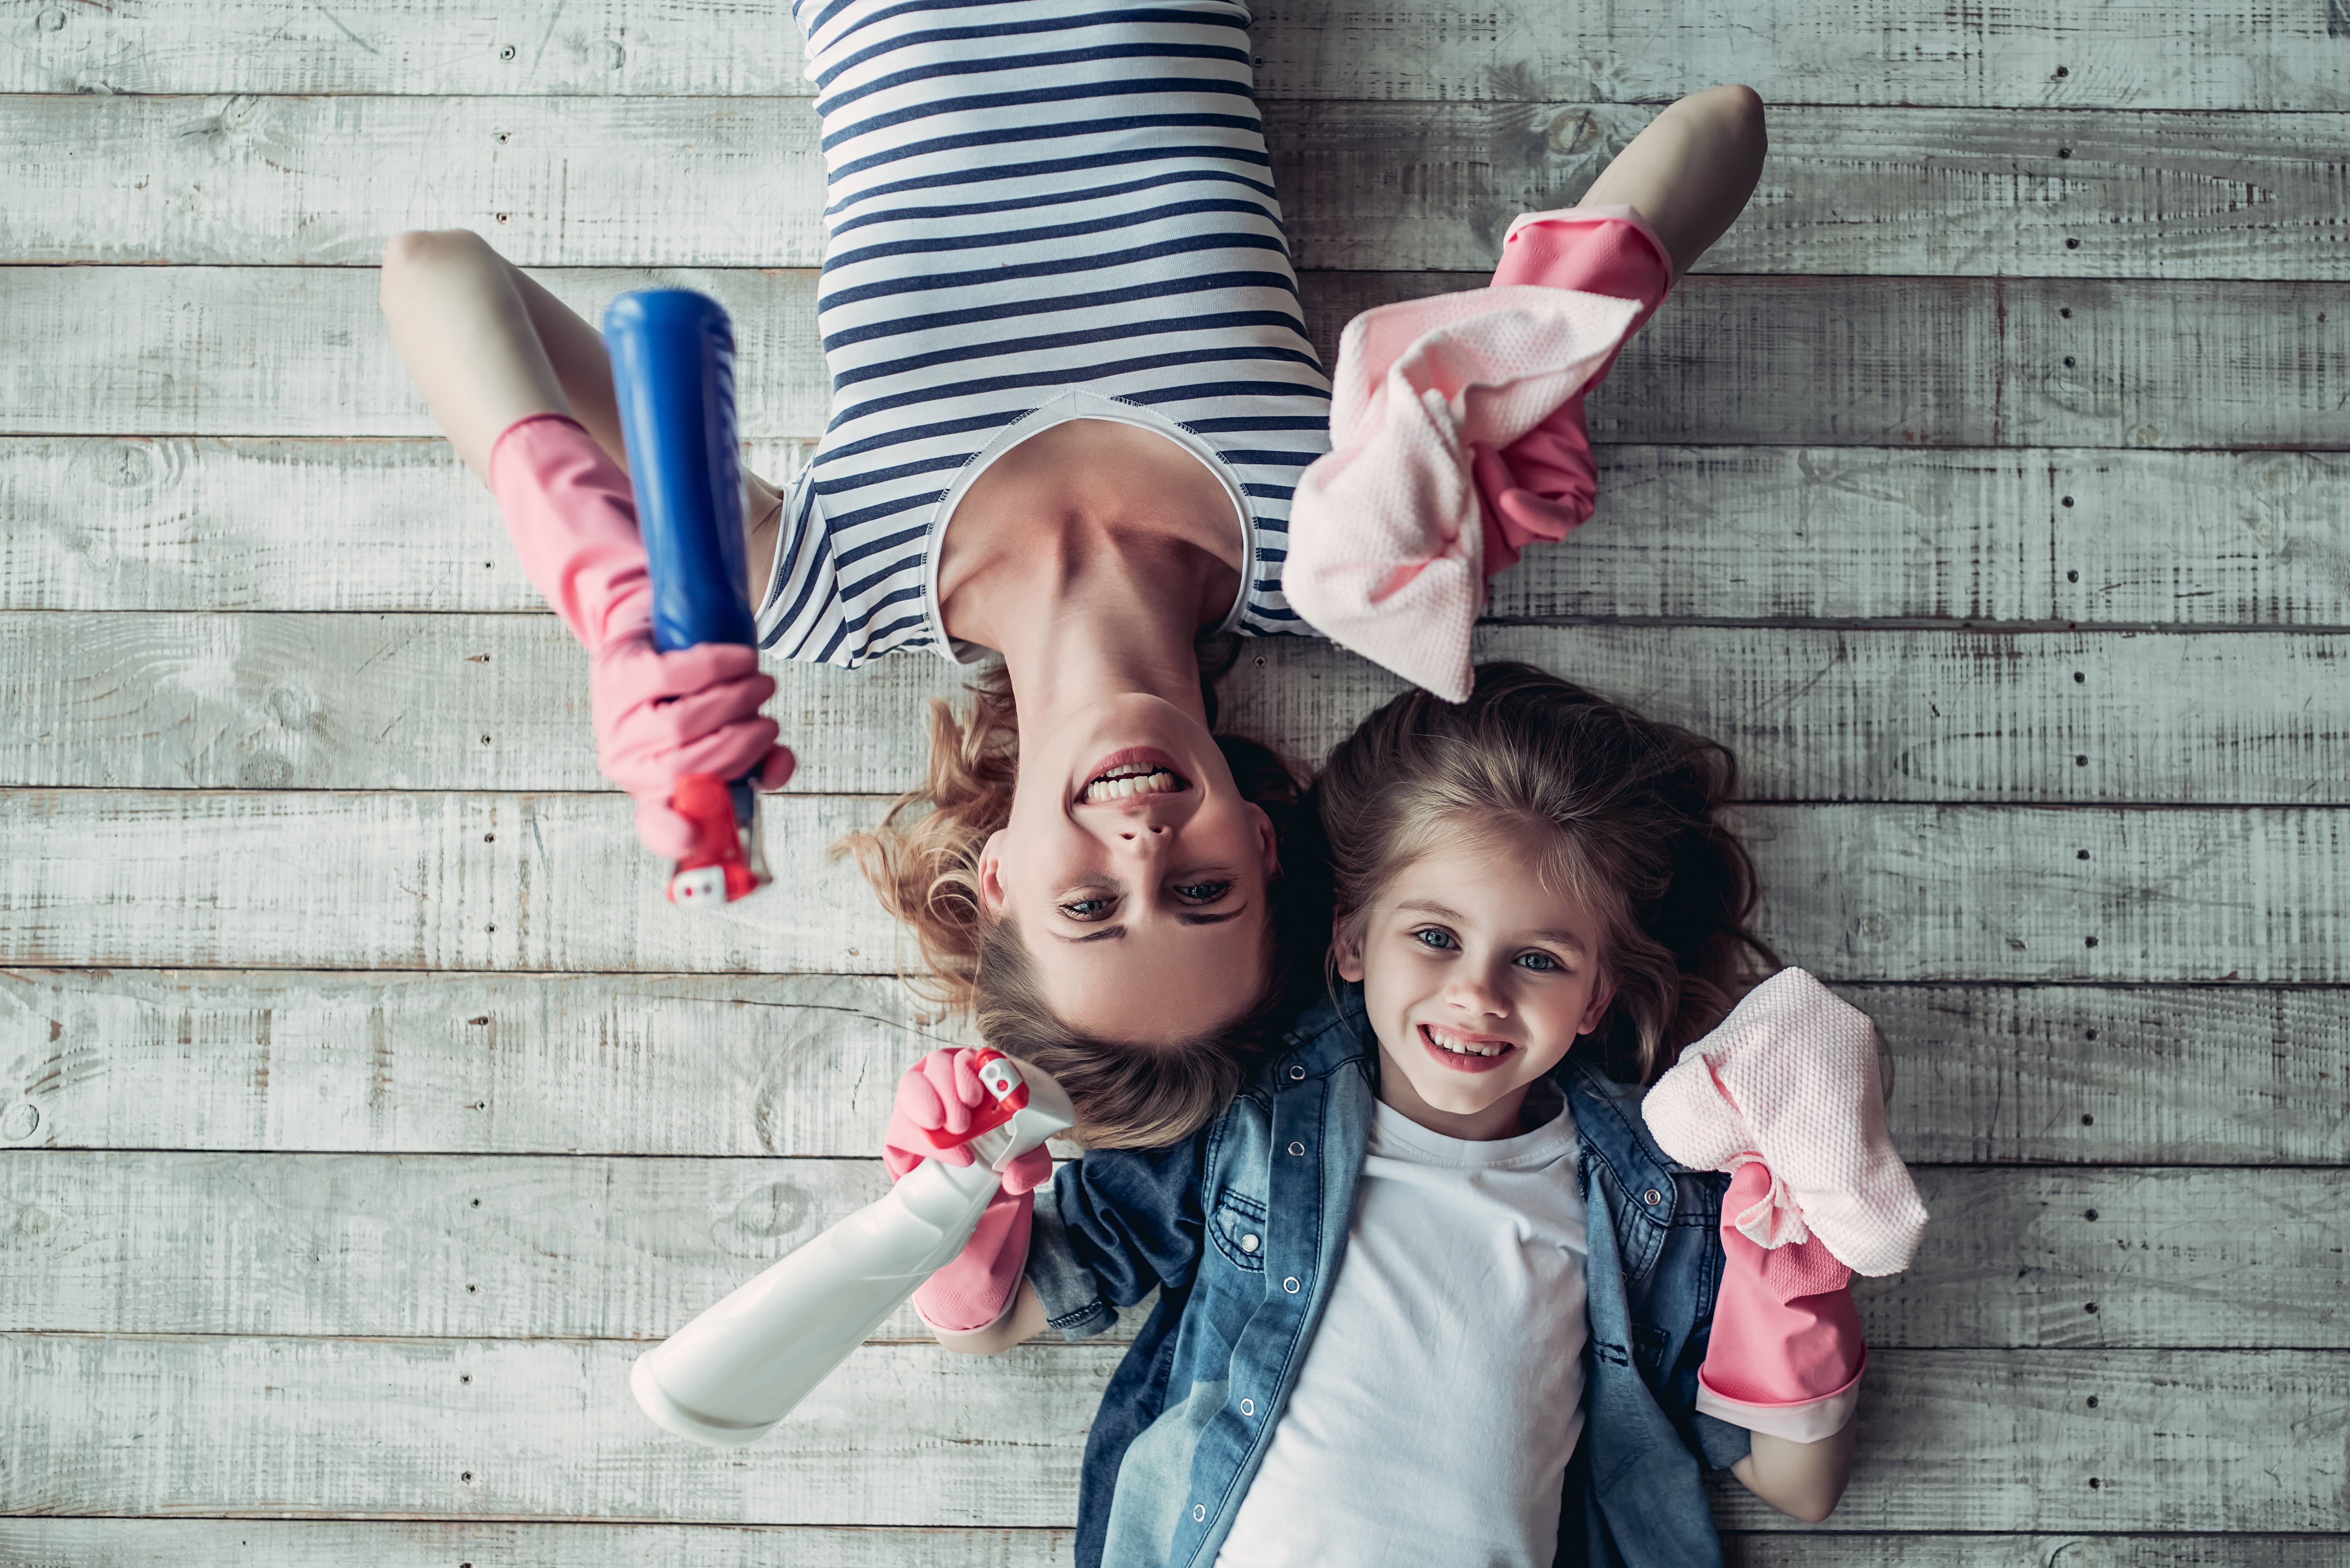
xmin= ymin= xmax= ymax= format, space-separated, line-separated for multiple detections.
xmin=938 ymin=420 xmax=1243 ymax=737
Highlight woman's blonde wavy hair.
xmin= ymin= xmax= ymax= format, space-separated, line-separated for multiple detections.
xmin=836 ymin=660 xmax=1311 ymax=1147
xmin=1313 ymin=662 xmax=1780 ymax=1086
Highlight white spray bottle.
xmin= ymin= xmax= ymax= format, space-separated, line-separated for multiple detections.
xmin=630 ymin=1050 xmax=1075 ymax=1447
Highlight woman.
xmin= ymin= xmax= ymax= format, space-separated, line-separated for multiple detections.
xmin=381 ymin=0 xmax=1332 ymax=1141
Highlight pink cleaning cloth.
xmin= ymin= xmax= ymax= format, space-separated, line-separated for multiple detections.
xmin=1286 ymin=207 xmax=1671 ymax=702
xmin=1694 ymin=1161 xmax=1867 ymax=1442
xmin=1643 ymin=967 xmax=1928 ymax=1278
xmin=488 ymin=413 xmax=793 ymax=860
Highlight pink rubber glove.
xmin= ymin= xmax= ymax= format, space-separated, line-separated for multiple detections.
xmin=1471 ymin=208 xmax=1674 ymax=576
xmin=1696 ymin=1161 xmax=1866 ymax=1441
xmin=883 ymin=1048 xmax=1053 ymax=1333
xmin=487 ymin=413 xmax=793 ymax=861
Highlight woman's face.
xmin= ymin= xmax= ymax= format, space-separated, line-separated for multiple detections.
xmin=979 ymin=693 xmax=1280 ymax=1044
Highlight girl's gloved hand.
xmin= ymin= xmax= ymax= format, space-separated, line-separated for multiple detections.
xmin=1697 ymin=1160 xmax=1866 ymax=1441
xmin=881 ymin=1047 xmax=1053 ymax=1333
xmin=488 ymin=413 xmax=794 ymax=863
xmin=882 ymin=1047 xmax=1053 ymax=1193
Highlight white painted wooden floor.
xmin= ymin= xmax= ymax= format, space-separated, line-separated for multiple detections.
xmin=4 ymin=3 xmax=2347 ymax=1563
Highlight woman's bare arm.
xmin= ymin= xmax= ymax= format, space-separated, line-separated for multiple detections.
xmin=379 ymin=228 xmax=785 ymax=596
xmin=1577 ymin=85 xmax=1768 ymax=280
xmin=1731 ymin=1423 xmax=1857 ymax=1523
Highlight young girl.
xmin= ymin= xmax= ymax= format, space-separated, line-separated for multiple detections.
xmin=887 ymin=665 xmax=1927 ymax=1568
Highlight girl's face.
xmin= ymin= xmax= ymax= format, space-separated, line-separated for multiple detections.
xmin=1337 ymin=832 xmax=1613 ymax=1141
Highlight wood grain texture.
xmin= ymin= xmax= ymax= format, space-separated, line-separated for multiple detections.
xmin=14 ymin=613 xmax=2349 ymax=803
xmin=15 ymin=438 xmax=2350 ymax=630
xmin=8 ymin=793 xmax=2348 ymax=983
xmin=4 ymin=1525 xmax=2336 ymax=1568
xmin=11 ymin=267 xmax=2350 ymax=452
xmin=1722 ymin=1536 xmax=2350 ymax=1567
xmin=9 ymin=95 xmax=2346 ymax=280
xmin=3 ymin=1335 xmax=2342 ymax=1531
xmin=0 ymin=1519 xmax=1075 ymax=1568
xmin=7 ymin=0 xmax=2348 ymax=110
xmin=10 ymin=971 xmax=2342 ymax=1166
xmin=2 ymin=1153 xmax=2336 ymax=1349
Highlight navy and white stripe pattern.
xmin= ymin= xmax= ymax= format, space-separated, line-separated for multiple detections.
xmin=757 ymin=0 xmax=1333 ymax=667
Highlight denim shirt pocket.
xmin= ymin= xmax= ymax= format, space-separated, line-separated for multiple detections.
xmin=1205 ymin=1187 xmax=1269 ymax=1274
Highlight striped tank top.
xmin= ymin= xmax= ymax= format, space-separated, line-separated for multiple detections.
xmin=756 ymin=0 xmax=1334 ymax=667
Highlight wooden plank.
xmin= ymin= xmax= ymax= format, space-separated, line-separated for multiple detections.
xmin=0 ymin=1520 xmax=1074 ymax=1568
xmin=6 ymin=0 xmax=2346 ymax=110
xmin=3 ymin=1335 xmax=2340 ymax=1531
xmin=1722 ymin=1536 xmax=2350 ymax=1567
xmin=13 ymin=614 xmax=2348 ymax=803
xmin=6 ymin=793 xmax=2347 ymax=983
xmin=9 ymin=268 xmax=2350 ymax=452
xmin=4 ymin=1525 xmax=2335 ymax=1568
xmin=14 ymin=438 xmax=2350 ymax=630
xmin=9 ymin=96 xmax=2346 ymax=280
xmin=2 ymin=1154 xmax=2335 ymax=1349
xmin=1709 ymin=1350 xmax=2350 ymax=1534
xmin=0 ymin=435 xmax=810 ymax=614
xmin=7 ymin=973 xmax=2345 ymax=1166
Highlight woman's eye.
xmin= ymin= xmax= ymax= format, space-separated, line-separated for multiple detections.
xmin=1411 ymin=927 xmax=1458 ymax=951
xmin=1058 ymin=897 xmax=1113 ymax=920
xmin=1174 ymin=879 xmax=1234 ymax=904
xmin=1515 ymin=950 xmax=1562 ymax=973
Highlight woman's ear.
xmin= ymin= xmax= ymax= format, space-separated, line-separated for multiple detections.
xmin=1247 ymin=801 xmax=1280 ymax=878
xmin=977 ymin=830 xmax=1012 ymax=918
xmin=1332 ymin=915 xmax=1366 ymax=983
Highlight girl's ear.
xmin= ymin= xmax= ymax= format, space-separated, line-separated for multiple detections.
xmin=1577 ymin=980 xmax=1616 ymax=1038
xmin=1332 ymin=915 xmax=1366 ymax=983
xmin=977 ymin=830 xmax=1012 ymax=919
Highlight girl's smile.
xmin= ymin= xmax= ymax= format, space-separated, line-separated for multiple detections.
xmin=1338 ymin=832 xmax=1615 ymax=1140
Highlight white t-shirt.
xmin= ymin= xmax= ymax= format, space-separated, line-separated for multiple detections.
xmin=1216 ymin=1092 xmax=1591 ymax=1568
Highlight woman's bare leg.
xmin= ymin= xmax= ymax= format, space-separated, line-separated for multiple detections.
xmin=1578 ymin=85 xmax=1767 ymax=279
xmin=380 ymin=228 xmax=785 ymax=595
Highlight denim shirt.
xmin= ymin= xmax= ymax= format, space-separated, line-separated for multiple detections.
xmin=1026 ymin=987 xmax=1752 ymax=1568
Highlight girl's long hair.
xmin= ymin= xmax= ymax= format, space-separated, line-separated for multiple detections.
xmin=1311 ymin=661 xmax=1779 ymax=1084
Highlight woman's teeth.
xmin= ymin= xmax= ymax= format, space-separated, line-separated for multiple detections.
xmin=1424 ymin=1026 xmax=1508 ymax=1058
xmin=1081 ymin=766 xmax=1185 ymax=804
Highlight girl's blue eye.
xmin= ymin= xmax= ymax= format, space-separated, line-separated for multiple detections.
xmin=1515 ymin=951 xmax=1561 ymax=973
xmin=1411 ymin=927 xmax=1458 ymax=951
xmin=1060 ymin=897 xmax=1111 ymax=919
xmin=1174 ymin=880 xmax=1233 ymax=904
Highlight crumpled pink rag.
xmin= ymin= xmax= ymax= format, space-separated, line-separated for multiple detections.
xmin=1642 ymin=967 xmax=1929 ymax=1278
xmin=488 ymin=413 xmax=793 ymax=861
xmin=1286 ymin=207 xmax=1671 ymax=701
xmin=882 ymin=1048 xmax=1052 ymax=1334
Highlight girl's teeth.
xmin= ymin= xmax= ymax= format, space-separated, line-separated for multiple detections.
xmin=1429 ymin=1028 xmax=1503 ymax=1057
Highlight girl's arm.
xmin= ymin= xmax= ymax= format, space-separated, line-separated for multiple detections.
xmin=1734 ymin=1425 xmax=1857 ymax=1524
xmin=934 ymin=1277 xmax=1049 ymax=1355
xmin=379 ymin=228 xmax=785 ymax=600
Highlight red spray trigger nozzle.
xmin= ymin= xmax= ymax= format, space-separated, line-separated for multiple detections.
xmin=920 ymin=1049 xmax=1031 ymax=1150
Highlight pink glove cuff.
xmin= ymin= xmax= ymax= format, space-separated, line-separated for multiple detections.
xmin=1695 ymin=1354 xmax=1864 ymax=1443
xmin=913 ymin=1187 xmax=1034 ymax=1334
xmin=487 ymin=413 xmax=650 ymax=654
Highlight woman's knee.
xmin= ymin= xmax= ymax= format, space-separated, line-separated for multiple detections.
xmin=1678 ymin=84 xmax=1767 ymax=162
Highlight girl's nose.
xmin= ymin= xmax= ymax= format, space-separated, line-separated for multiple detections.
xmin=1444 ymin=967 xmax=1509 ymax=1016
